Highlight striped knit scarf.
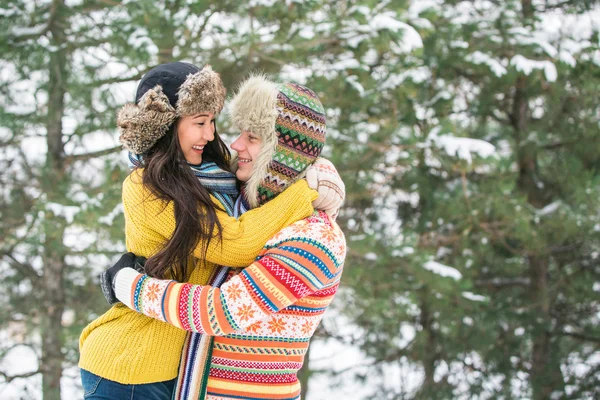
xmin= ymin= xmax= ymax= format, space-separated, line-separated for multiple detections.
xmin=174 ymin=196 xmax=249 ymax=400
xmin=128 ymin=152 xmax=246 ymax=399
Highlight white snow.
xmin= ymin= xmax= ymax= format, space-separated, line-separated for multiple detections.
xmin=330 ymin=57 xmax=360 ymax=70
xmin=462 ymin=292 xmax=487 ymax=302
xmin=361 ymin=48 xmax=379 ymax=65
xmin=280 ymin=64 xmax=313 ymax=84
xmin=408 ymin=0 xmax=443 ymax=18
xmin=369 ymin=13 xmax=423 ymax=53
xmin=537 ymin=201 xmax=560 ymax=216
xmin=370 ymin=12 xmax=407 ymax=32
xmin=10 ymin=24 xmax=47 ymax=38
xmin=427 ymin=127 xmax=496 ymax=164
xmin=45 ymin=203 xmax=80 ymax=225
xmin=559 ymin=50 xmax=577 ymax=67
xmin=465 ymin=51 xmax=507 ymax=77
xmin=98 ymin=203 xmax=124 ymax=226
xmin=423 ymin=261 xmax=462 ymax=280
xmin=392 ymin=246 xmax=415 ymax=257
xmin=450 ymin=40 xmax=469 ymax=49
xmin=345 ymin=75 xmax=365 ymax=96
xmin=248 ymin=0 xmax=277 ymax=6
xmin=510 ymin=55 xmax=558 ymax=82
xmin=382 ymin=67 xmax=431 ymax=90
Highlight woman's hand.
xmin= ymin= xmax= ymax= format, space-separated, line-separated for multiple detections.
xmin=100 ymin=252 xmax=147 ymax=305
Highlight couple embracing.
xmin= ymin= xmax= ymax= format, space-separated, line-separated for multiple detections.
xmin=79 ymin=61 xmax=347 ymax=400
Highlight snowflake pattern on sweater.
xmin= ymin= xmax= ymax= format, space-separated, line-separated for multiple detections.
xmin=114 ymin=210 xmax=346 ymax=399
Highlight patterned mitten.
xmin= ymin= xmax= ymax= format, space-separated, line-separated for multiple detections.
xmin=305 ymin=157 xmax=345 ymax=220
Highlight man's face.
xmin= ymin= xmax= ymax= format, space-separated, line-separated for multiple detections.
xmin=230 ymin=131 xmax=262 ymax=182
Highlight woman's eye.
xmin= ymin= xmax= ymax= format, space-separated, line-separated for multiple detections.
xmin=197 ymin=122 xmax=205 ymax=126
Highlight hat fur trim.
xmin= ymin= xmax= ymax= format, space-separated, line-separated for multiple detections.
xmin=245 ymin=127 xmax=279 ymax=208
xmin=177 ymin=65 xmax=226 ymax=117
xmin=117 ymin=85 xmax=177 ymax=154
xmin=229 ymin=74 xmax=280 ymax=141
xmin=229 ymin=74 xmax=280 ymax=208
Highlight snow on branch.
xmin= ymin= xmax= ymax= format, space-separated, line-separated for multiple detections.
xmin=510 ymin=55 xmax=558 ymax=82
xmin=10 ymin=24 xmax=48 ymax=39
xmin=0 ymin=369 xmax=40 ymax=383
xmin=426 ymin=127 xmax=497 ymax=164
xmin=423 ymin=261 xmax=462 ymax=280
xmin=465 ymin=51 xmax=507 ymax=78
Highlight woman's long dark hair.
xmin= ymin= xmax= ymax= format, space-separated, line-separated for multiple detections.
xmin=140 ymin=121 xmax=231 ymax=281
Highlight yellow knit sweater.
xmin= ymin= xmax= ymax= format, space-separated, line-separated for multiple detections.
xmin=79 ymin=169 xmax=317 ymax=384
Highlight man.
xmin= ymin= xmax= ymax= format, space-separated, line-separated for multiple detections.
xmin=103 ymin=75 xmax=346 ymax=400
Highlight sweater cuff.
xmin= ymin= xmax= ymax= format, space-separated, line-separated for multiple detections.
xmin=114 ymin=267 xmax=142 ymax=309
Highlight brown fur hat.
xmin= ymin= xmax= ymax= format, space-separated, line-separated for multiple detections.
xmin=177 ymin=65 xmax=226 ymax=117
xmin=117 ymin=62 xmax=226 ymax=154
xmin=117 ymin=85 xmax=177 ymax=154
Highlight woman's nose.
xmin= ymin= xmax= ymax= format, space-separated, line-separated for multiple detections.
xmin=204 ymin=123 xmax=215 ymax=142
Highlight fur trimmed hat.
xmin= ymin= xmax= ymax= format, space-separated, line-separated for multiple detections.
xmin=229 ymin=74 xmax=326 ymax=208
xmin=117 ymin=62 xmax=226 ymax=154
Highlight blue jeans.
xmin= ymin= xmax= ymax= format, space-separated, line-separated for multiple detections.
xmin=80 ymin=369 xmax=176 ymax=400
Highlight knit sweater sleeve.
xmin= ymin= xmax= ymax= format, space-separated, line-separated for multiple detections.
xmin=122 ymin=170 xmax=318 ymax=267
xmin=114 ymin=218 xmax=346 ymax=335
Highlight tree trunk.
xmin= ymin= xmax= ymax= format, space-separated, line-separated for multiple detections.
xmin=156 ymin=4 xmax=178 ymax=64
xmin=419 ymin=296 xmax=438 ymax=397
xmin=522 ymin=0 xmax=534 ymax=19
xmin=511 ymin=17 xmax=566 ymax=394
xmin=528 ymin=256 xmax=565 ymax=400
xmin=40 ymin=1 xmax=68 ymax=399
xmin=514 ymin=87 xmax=565 ymax=400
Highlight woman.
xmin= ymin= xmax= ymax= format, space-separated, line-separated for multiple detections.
xmin=103 ymin=75 xmax=347 ymax=400
xmin=78 ymin=62 xmax=338 ymax=399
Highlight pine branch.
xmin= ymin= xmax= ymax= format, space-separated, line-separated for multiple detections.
xmin=0 ymin=140 xmax=15 ymax=149
xmin=0 ymin=369 xmax=40 ymax=383
xmin=68 ymin=250 xmax=125 ymax=257
xmin=178 ymin=9 xmax=218 ymax=59
xmin=65 ymin=37 xmax=113 ymax=51
xmin=1 ymin=213 xmax=41 ymax=282
xmin=0 ymin=342 xmax=36 ymax=358
xmin=73 ymin=0 xmax=123 ymax=14
xmin=16 ymin=147 xmax=37 ymax=181
xmin=475 ymin=278 xmax=531 ymax=290
xmin=559 ymin=331 xmax=600 ymax=344
xmin=9 ymin=0 xmax=60 ymax=43
xmin=255 ymin=51 xmax=287 ymax=66
xmin=540 ymin=0 xmax=600 ymax=12
xmin=64 ymin=145 xmax=122 ymax=165
xmin=541 ymin=138 xmax=588 ymax=150
xmin=1 ymin=252 xmax=42 ymax=281
xmin=92 ymin=71 xmax=146 ymax=87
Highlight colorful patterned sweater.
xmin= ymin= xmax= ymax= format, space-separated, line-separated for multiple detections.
xmin=114 ymin=210 xmax=346 ymax=399
xmin=78 ymin=169 xmax=317 ymax=384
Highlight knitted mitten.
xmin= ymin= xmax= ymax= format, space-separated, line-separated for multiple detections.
xmin=305 ymin=157 xmax=345 ymax=220
xmin=100 ymin=252 xmax=146 ymax=305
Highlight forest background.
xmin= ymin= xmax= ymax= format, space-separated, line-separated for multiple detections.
xmin=1 ymin=0 xmax=599 ymax=399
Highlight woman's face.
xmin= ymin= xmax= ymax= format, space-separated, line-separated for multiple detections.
xmin=177 ymin=113 xmax=215 ymax=165
xmin=230 ymin=131 xmax=262 ymax=182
